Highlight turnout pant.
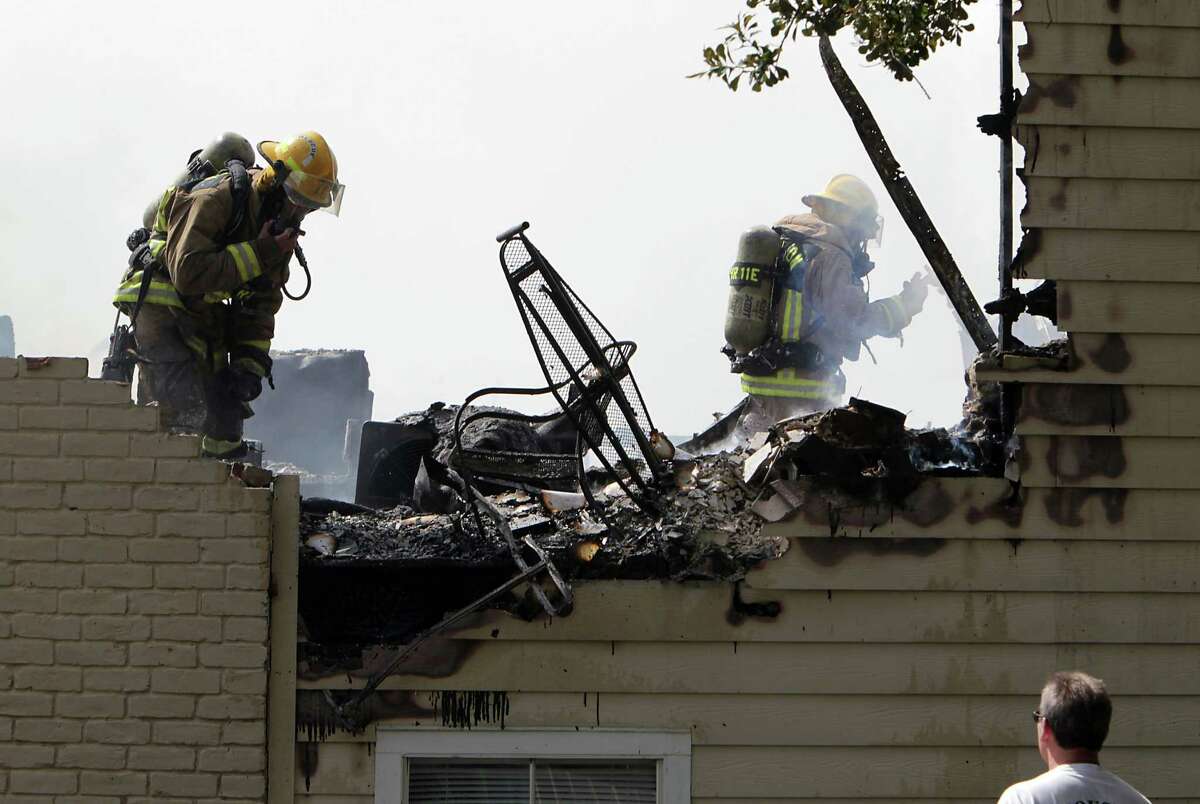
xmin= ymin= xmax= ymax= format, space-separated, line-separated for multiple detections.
xmin=737 ymin=368 xmax=846 ymax=435
xmin=132 ymin=305 xmax=245 ymax=451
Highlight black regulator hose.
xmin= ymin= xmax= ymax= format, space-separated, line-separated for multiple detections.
xmin=284 ymin=243 xmax=312 ymax=301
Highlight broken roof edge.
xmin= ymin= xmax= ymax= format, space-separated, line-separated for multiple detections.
xmin=974 ymin=337 xmax=1074 ymax=382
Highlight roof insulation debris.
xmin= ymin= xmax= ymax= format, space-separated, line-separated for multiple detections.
xmin=300 ymin=388 xmax=1004 ymax=583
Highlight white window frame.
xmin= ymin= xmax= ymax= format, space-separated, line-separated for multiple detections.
xmin=375 ymin=728 xmax=691 ymax=804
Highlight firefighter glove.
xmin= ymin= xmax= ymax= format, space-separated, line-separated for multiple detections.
xmin=898 ymin=271 xmax=930 ymax=316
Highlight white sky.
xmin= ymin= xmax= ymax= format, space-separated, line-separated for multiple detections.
xmin=0 ymin=0 xmax=1023 ymax=435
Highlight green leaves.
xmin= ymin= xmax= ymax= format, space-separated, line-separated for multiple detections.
xmin=691 ymin=0 xmax=979 ymax=90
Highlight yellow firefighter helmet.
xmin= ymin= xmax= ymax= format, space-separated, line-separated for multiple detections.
xmin=258 ymin=131 xmax=344 ymax=215
xmin=803 ymin=174 xmax=882 ymax=241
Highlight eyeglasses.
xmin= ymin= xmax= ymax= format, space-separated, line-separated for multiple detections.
xmin=1032 ymin=710 xmax=1046 ymax=723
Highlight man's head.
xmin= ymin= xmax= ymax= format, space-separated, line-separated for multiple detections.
xmin=1035 ymin=671 xmax=1112 ymax=765
xmin=803 ymin=174 xmax=882 ymax=245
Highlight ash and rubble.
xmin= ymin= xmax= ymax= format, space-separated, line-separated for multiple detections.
xmin=299 ymin=368 xmax=1005 ymax=582
xmin=301 ymin=452 xmax=784 ymax=583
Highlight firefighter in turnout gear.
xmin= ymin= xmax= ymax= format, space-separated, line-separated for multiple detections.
xmin=726 ymin=174 xmax=929 ymax=433
xmin=112 ymin=131 xmax=343 ymax=458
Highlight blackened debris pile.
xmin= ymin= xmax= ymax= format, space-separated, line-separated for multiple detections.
xmin=300 ymin=501 xmax=509 ymax=566
xmin=301 ymin=394 xmax=1003 ymax=578
xmin=300 ymin=452 xmax=787 ymax=582
xmin=733 ymin=392 xmax=1000 ymax=525
xmin=395 ymin=402 xmax=571 ymax=467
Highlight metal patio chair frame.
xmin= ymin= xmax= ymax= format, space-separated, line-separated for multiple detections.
xmin=487 ymin=221 xmax=667 ymax=510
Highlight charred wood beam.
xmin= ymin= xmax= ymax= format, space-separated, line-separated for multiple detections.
xmin=997 ymin=0 xmax=1016 ymax=352
xmin=818 ymin=35 xmax=998 ymax=354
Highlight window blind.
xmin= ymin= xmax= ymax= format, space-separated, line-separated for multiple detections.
xmin=406 ymin=759 xmax=657 ymax=804
xmin=408 ymin=761 xmax=528 ymax=804
xmin=535 ymin=762 xmax=657 ymax=803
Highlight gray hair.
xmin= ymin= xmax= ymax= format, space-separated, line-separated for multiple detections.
xmin=1039 ymin=671 xmax=1112 ymax=751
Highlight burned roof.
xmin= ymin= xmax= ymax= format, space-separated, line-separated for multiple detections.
xmin=300 ymin=394 xmax=1002 ymax=580
xmin=296 ymin=387 xmax=1008 ymax=695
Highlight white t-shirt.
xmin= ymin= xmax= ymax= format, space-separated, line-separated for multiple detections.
xmin=998 ymin=763 xmax=1151 ymax=804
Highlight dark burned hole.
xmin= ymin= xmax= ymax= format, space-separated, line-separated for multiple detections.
xmin=300 ymin=562 xmax=514 ymax=647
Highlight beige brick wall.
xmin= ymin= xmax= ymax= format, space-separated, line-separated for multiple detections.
xmin=0 ymin=357 xmax=274 ymax=802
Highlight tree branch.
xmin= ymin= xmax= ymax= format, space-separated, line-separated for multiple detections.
xmin=818 ymin=35 xmax=997 ymax=352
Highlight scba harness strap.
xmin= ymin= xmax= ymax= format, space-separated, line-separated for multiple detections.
xmin=121 ymin=158 xmax=254 ymax=325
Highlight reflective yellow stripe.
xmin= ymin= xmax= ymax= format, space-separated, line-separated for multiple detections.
xmin=741 ymin=365 xmax=835 ymax=400
xmin=112 ymin=273 xmax=184 ymax=309
xmin=226 ymin=243 xmax=251 ymax=283
xmin=201 ymin=436 xmax=243 ymax=456
xmin=742 ymin=373 xmax=831 ymax=388
xmin=781 ymin=289 xmax=803 ymax=341
xmin=238 ymin=242 xmax=262 ymax=279
xmin=154 ymin=188 xmax=171 ymax=234
xmin=784 ymin=243 xmax=804 ymax=270
xmin=779 ymin=241 xmax=805 ymax=342
xmin=741 ymin=383 xmax=830 ymax=399
xmin=779 ymin=291 xmax=794 ymax=340
xmin=225 ymin=241 xmax=262 ymax=283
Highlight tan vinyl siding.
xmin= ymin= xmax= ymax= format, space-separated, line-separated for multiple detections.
xmin=1023 ymin=177 xmax=1200 ymax=231
xmin=978 ymin=332 xmax=1200 ymax=385
xmin=1017 ymin=384 xmax=1200 ymax=436
xmin=1019 ymin=435 xmax=1200 ymax=488
xmin=1016 ymin=0 xmax=1200 ymax=28
xmin=1021 ymin=23 xmax=1200 ymax=77
xmin=1056 ymin=281 xmax=1200 ymax=333
xmin=1018 ymin=126 xmax=1200 ymax=180
xmin=448 ymin=586 xmax=1200 ymax=643
xmin=296 ymin=574 xmax=1200 ymax=799
xmin=1020 ymin=74 xmax=1200 ymax=128
xmin=1013 ymin=228 xmax=1200 ymax=283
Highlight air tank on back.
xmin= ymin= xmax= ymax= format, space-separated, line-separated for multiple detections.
xmin=724 ymin=225 xmax=781 ymax=357
xmin=141 ymin=132 xmax=256 ymax=229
